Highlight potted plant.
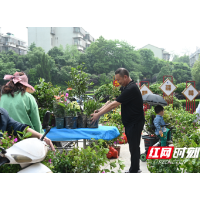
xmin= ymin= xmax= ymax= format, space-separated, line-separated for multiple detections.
xmin=83 ymin=99 xmax=100 ymax=128
xmin=66 ymin=64 xmax=94 ymax=128
xmin=53 ymin=94 xmax=66 ymax=129
xmin=64 ymin=101 xmax=81 ymax=129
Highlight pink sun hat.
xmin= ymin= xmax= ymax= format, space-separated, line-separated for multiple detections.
xmin=3 ymin=72 xmax=35 ymax=92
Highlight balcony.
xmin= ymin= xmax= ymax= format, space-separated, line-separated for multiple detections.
xmin=86 ymin=43 xmax=90 ymax=48
xmin=73 ymin=38 xmax=86 ymax=48
xmin=73 ymin=27 xmax=86 ymax=36
xmin=50 ymin=27 xmax=55 ymax=35
xmin=84 ymin=34 xmax=94 ymax=42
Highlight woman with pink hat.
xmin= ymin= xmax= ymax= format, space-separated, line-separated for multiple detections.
xmin=0 ymin=72 xmax=44 ymax=134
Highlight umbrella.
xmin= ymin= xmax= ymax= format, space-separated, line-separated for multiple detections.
xmin=142 ymin=94 xmax=167 ymax=106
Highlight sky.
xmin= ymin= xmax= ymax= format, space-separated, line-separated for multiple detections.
xmin=1 ymin=27 xmax=200 ymax=59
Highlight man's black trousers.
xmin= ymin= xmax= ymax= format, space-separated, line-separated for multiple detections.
xmin=125 ymin=119 xmax=145 ymax=173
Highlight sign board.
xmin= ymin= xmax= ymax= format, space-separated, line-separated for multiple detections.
xmin=140 ymin=84 xmax=153 ymax=96
xmin=182 ymin=84 xmax=199 ymax=102
xmin=159 ymin=78 xmax=177 ymax=96
xmin=113 ymin=80 xmax=120 ymax=87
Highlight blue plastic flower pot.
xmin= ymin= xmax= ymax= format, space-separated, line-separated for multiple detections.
xmin=55 ymin=117 xmax=64 ymax=129
xmin=65 ymin=116 xmax=78 ymax=129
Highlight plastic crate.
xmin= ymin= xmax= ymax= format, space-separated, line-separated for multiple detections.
xmin=142 ymin=135 xmax=159 ymax=152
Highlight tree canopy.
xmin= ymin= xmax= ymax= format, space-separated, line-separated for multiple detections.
xmin=79 ymin=36 xmax=141 ymax=75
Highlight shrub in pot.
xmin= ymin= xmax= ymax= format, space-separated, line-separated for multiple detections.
xmin=83 ymin=99 xmax=101 ymax=128
xmin=53 ymin=94 xmax=66 ymax=129
xmin=64 ymin=101 xmax=80 ymax=129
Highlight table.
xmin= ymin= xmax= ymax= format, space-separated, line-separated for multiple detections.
xmin=47 ymin=125 xmax=120 ymax=149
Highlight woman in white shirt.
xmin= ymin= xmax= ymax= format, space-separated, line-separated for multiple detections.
xmin=193 ymin=102 xmax=200 ymax=125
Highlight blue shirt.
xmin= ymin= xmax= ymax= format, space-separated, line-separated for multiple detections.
xmin=153 ymin=115 xmax=166 ymax=135
xmin=0 ymin=108 xmax=28 ymax=137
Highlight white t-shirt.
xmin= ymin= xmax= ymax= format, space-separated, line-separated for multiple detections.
xmin=194 ymin=102 xmax=200 ymax=123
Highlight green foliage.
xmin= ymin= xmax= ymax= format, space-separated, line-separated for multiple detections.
xmin=17 ymin=126 xmax=32 ymax=140
xmin=94 ymin=82 xmax=121 ymax=101
xmin=53 ymin=101 xmax=65 ymax=118
xmin=146 ymin=105 xmax=200 ymax=173
xmin=0 ymin=58 xmax=19 ymax=85
xmin=173 ymin=54 xmax=190 ymax=67
xmin=157 ymin=64 xmax=173 ymax=82
xmin=129 ymin=71 xmax=143 ymax=81
xmin=94 ymin=82 xmax=113 ymax=100
xmin=42 ymin=139 xmax=125 ymax=173
xmin=173 ymin=96 xmax=182 ymax=109
xmin=176 ymin=82 xmax=186 ymax=95
xmin=66 ymin=64 xmax=93 ymax=106
xmin=36 ymin=53 xmax=54 ymax=82
xmin=139 ymin=49 xmax=156 ymax=79
xmin=149 ymin=82 xmax=163 ymax=95
xmin=32 ymin=78 xmax=60 ymax=121
xmin=99 ymin=73 xmax=111 ymax=85
xmin=192 ymin=55 xmax=200 ymax=85
xmin=179 ymin=99 xmax=200 ymax=109
xmin=100 ymin=109 xmax=124 ymax=147
xmin=80 ymin=36 xmax=141 ymax=75
xmin=172 ymin=63 xmax=192 ymax=84
xmin=28 ymin=42 xmax=37 ymax=51
xmin=147 ymin=158 xmax=182 ymax=173
xmin=0 ymin=131 xmax=125 ymax=173
xmin=83 ymin=99 xmax=101 ymax=116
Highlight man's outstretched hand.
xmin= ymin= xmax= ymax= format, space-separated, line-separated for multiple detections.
xmin=91 ymin=113 xmax=100 ymax=124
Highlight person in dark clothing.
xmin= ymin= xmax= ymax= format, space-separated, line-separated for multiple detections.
xmin=91 ymin=68 xmax=145 ymax=173
xmin=0 ymin=107 xmax=55 ymax=151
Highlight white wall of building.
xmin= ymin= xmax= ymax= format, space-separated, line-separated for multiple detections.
xmin=141 ymin=44 xmax=163 ymax=59
xmin=55 ymin=27 xmax=74 ymax=48
xmin=28 ymin=27 xmax=93 ymax=53
xmin=28 ymin=27 xmax=52 ymax=53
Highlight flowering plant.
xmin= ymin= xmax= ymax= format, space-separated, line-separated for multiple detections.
xmin=53 ymin=92 xmax=69 ymax=118
xmin=64 ymin=101 xmax=81 ymax=117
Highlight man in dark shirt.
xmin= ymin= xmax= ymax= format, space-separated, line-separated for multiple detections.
xmin=91 ymin=68 xmax=145 ymax=173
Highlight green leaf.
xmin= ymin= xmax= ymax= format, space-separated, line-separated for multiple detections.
xmin=24 ymin=132 xmax=32 ymax=138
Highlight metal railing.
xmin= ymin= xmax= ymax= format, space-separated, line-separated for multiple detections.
xmin=74 ymin=38 xmax=86 ymax=48
xmin=73 ymin=27 xmax=86 ymax=36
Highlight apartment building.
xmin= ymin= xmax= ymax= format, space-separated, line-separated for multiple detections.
xmin=139 ymin=44 xmax=170 ymax=61
xmin=0 ymin=28 xmax=27 ymax=55
xmin=27 ymin=27 xmax=95 ymax=53
xmin=189 ymin=47 xmax=200 ymax=67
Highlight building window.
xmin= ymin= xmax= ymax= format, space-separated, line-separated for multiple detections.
xmin=74 ymin=38 xmax=79 ymax=45
xmin=74 ymin=27 xmax=80 ymax=33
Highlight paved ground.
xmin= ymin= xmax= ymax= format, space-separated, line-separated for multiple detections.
xmin=101 ymin=133 xmax=150 ymax=173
